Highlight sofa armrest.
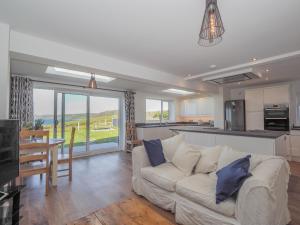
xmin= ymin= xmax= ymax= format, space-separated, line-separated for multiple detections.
xmin=132 ymin=145 xmax=150 ymax=195
xmin=236 ymin=157 xmax=290 ymax=225
xmin=132 ymin=145 xmax=150 ymax=177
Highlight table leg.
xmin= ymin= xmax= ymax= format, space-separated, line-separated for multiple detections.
xmin=51 ymin=145 xmax=58 ymax=186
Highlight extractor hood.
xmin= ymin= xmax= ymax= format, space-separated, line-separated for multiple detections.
xmin=202 ymin=68 xmax=261 ymax=85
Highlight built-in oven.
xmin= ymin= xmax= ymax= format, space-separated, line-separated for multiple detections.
xmin=264 ymin=104 xmax=290 ymax=131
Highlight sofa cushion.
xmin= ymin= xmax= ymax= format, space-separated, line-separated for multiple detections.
xmin=176 ymin=173 xmax=236 ymax=217
xmin=172 ymin=142 xmax=201 ymax=176
xmin=161 ymin=134 xmax=184 ymax=162
xmin=143 ymin=139 xmax=166 ymax=167
xmin=217 ymin=146 xmax=267 ymax=172
xmin=141 ymin=163 xmax=186 ymax=192
xmin=195 ymin=145 xmax=223 ymax=174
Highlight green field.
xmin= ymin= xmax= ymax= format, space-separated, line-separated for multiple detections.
xmin=39 ymin=111 xmax=119 ymax=149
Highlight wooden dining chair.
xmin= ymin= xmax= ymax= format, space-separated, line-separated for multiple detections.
xmin=126 ymin=122 xmax=142 ymax=152
xmin=55 ymin=127 xmax=75 ymax=181
xmin=19 ymin=130 xmax=50 ymax=195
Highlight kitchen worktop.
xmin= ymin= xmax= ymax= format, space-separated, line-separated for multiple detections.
xmin=135 ymin=122 xmax=212 ymax=128
xmin=169 ymin=126 xmax=288 ymax=139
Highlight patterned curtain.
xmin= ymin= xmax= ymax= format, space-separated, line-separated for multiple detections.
xmin=9 ymin=75 xmax=34 ymax=128
xmin=125 ymin=91 xmax=135 ymax=123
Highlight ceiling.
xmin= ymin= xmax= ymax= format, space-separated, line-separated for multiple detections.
xmin=1 ymin=0 xmax=300 ymax=78
xmin=11 ymin=59 xmax=207 ymax=97
xmin=225 ymin=55 xmax=300 ymax=88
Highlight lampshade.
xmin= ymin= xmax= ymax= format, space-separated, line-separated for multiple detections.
xmin=198 ymin=0 xmax=225 ymax=47
xmin=88 ymin=73 xmax=97 ymax=89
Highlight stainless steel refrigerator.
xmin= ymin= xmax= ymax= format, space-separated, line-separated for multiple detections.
xmin=224 ymin=100 xmax=245 ymax=131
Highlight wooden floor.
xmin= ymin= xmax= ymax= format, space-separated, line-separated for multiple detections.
xmin=68 ymin=197 xmax=175 ymax=225
xmin=20 ymin=152 xmax=300 ymax=225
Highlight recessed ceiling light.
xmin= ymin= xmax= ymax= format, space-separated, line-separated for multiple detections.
xmin=163 ymin=88 xmax=195 ymax=95
xmin=251 ymin=58 xmax=257 ymax=62
xmin=210 ymin=64 xmax=217 ymax=69
xmin=265 ymin=69 xmax=270 ymax=72
xmin=46 ymin=66 xmax=116 ymax=83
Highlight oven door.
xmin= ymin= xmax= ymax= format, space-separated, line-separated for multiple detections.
xmin=264 ymin=109 xmax=289 ymax=118
xmin=264 ymin=118 xmax=289 ymax=131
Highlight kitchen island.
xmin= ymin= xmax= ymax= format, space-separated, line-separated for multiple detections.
xmin=170 ymin=127 xmax=289 ymax=156
xmin=136 ymin=122 xmax=211 ymax=141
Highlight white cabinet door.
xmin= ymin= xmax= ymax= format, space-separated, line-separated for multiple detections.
xmin=181 ymin=97 xmax=214 ymax=116
xmin=197 ymin=97 xmax=214 ymax=115
xmin=246 ymin=111 xmax=264 ymax=130
xmin=245 ymin=88 xmax=264 ymax=112
xmin=263 ymin=85 xmax=289 ymax=105
xmin=290 ymin=135 xmax=300 ymax=157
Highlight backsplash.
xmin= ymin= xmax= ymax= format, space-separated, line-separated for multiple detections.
xmin=176 ymin=115 xmax=214 ymax=123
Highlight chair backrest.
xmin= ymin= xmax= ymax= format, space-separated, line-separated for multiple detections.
xmin=69 ymin=127 xmax=76 ymax=158
xmin=19 ymin=130 xmax=50 ymax=164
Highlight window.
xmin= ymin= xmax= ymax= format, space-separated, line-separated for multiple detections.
xmin=33 ymin=87 xmax=122 ymax=155
xmin=146 ymin=99 xmax=170 ymax=122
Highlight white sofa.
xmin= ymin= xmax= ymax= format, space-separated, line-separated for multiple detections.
xmin=132 ymin=139 xmax=291 ymax=225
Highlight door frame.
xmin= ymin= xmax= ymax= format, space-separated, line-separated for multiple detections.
xmin=34 ymin=83 xmax=124 ymax=157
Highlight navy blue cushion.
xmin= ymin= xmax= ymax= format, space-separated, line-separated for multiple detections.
xmin=216 ymin=155 xmax=252 ymax=204
xmin=143 ymin=139 xmax=166 ymax=167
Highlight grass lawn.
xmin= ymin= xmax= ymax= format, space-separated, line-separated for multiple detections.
xmin=42 ymin=113 xmax=119 ymax=148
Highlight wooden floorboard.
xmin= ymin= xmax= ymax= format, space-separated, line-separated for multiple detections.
xmin=20 ymin=152 xmax=300 ymax=225
xmin=69 ymin=197 xmax=176 ymax=225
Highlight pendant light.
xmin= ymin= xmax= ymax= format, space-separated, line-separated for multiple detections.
xmin=198 ymin=0 xmax=225 ymax=47
xmin=88 ymin=73 xmax=97 ymax=89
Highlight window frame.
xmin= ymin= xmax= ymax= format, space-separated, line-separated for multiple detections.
xmin=32 ymin=84 xmax=125 ymax=156
xmin=145 ymin=98 xmax=171 ymax=123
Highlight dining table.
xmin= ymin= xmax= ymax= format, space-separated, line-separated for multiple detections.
xmin=19 ymin=138 xmax=65 ymax=186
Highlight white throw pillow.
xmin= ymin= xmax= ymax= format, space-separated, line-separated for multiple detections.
xmin=217 ymin=146 xmax=264 ymax=172
xmin=172 ymin=142 xmax=201 ymax=176
xmin=194 ymin=145 xmax=222 ymax=174
xmin=161 ymin=134 xmax=184 ymax=162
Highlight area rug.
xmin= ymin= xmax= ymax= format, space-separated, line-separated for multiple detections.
xmin=67 ymin=197 xmax=176 ymax=225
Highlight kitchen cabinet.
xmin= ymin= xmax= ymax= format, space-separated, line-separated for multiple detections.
xmin=178 ymin=131 xmax=286 ymax=156
xmin=245 ymin=88 xmax=264 ymax=112
xmin=289 ymin=130 xmax=300 ymax=161
xmin=244 ymin=85 xmax=290 ymax=130
xmin=246 ymin=111 xmax=264 ymax=130
xmin=180 ymin=97 xmax=214 ymax=116
xmin=263 ymin=85 xmax=289 ymax=105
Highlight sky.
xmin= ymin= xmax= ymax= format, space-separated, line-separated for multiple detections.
xmin=33 ymin=89 xmax=119 ymax=116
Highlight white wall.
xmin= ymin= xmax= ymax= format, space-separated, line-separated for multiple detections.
xmin=10 ymin=30 xmax=218 ymax=94
xmin=0 ymin=23 xmax=10 ymax=119
xmin=134 ymin=91 xmax=177 ymax=123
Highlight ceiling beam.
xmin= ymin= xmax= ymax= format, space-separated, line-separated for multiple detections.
xmin=9 ymin=30 xmax=218 ymax=93
xmin=185 ymin=50 xmax=300 ymax=80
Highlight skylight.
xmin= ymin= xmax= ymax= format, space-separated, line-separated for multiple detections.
xmin=163 ymin=88 xmax=195 ymax=95
xmin=46 ymin=66 xmax=116 ymax=83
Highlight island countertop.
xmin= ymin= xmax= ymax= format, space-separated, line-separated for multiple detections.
xmin=169 ymin=126 xmax=288 ymax=139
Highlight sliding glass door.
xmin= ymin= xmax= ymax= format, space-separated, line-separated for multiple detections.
xmin=33 ymin=88 xmax=122 ymax=156
xmin=64 ymin=93 xmax=88 ymax=153
xmin=89 ymin=96 xmax=119 ymax=151
xmin=33 ymin=89 xmax=55 ymax=137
